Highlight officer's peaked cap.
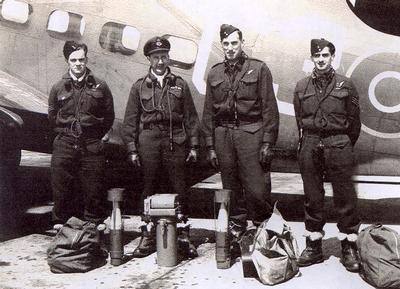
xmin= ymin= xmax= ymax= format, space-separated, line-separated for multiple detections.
xmin=63 ymin=41 xmax=88 ymax=60
xmin=220 ymin=24 xmax=240 ymax=41
xmin=143 ymin=36 xmax=171 ymax=56
xmin=310 ymin=38 xmax=335 ymax=55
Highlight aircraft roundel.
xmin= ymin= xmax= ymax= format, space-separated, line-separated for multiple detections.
xmin=346 ymin=51 xmax=400 ymax=139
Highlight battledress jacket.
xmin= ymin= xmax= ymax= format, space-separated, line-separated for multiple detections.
xmin=202 ymin=57 xmax=279 ymax=147
xmin=293 ymin=72 xmax=361 ymax=145
xmin=121 ymin=70 xmax=200 ymax=153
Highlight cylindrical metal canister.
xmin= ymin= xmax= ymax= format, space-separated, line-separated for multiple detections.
xmin=216 ymin=202 xmax=231 ymax=269
xmin=109 ymin=204 xmax=123 ymax=266
xmin=108 ymin=188 xmax=124 ymax=266
xmin=110 ymin=229 xmax=123 ymax=265
xmin=215 ymin=189 xmax=231 ymax=269
xmin=156 ymin=218 xmax=177 ymax=267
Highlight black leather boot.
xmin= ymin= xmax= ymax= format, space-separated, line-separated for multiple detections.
xmin=341 ymin=239 xmax=360 ymax=272
xmin=133 ymin=225 xmax=156 ymax=257
xmin=178 ymin=225 xmax=198 ymax=259
xmin=297 ymin=238 xmax=324 ymax=267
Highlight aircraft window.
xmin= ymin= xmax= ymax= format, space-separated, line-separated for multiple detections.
xmin=0 ymin=0 xmax=32 ymax=24
xmin=99 ymin=22 xmax=140 ymax=55
xmin=346 ymin=0 xmax=400 ymax=36
xmin=164 ymin=35 xmax=197 ymax=69
xmin=47 ymin=10 xmax=85 ymax=38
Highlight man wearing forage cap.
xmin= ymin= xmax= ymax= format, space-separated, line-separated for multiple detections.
xmin=121 ymin=36 xmax=200 ymax=258
xmin=293 ymin=38 xmax=361 ymax=272
xmin=48 ymin=41 xmax=115 ymax=229
xmin=202 ymin=24 xmax=279 ymax=242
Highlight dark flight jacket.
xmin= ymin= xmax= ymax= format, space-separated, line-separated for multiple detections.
xmin=293 ymin=72 xmax=361 ymax=145
xmin=121 ymin=71 xmax=200 ymax=153
xmin=202 ymin=57 xmax=279 ymax=147
xmin=48 ymin=69 xmax=115 ymax=139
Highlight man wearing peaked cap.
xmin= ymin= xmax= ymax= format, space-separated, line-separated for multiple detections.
xmin=202 ymin=24 xmax=279 ymax=243
xmin=48 ymin=41 xmax=115 ymax=229
xmin=293 ymin=38 xmax=361 ymax=272
xmin=143 ymin=36 xmax=171 ymax=56
xmin=121 ymin=35 xmax=200 ymax=259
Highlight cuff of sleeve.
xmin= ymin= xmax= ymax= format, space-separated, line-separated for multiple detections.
xmin=190 ymin=137 xmax=199 ymax=147
xmin=262 ymin=133 xmax=275 ymax=144
xmin=127 ymin=142 xmax=137 ymax=153
xmin=205 ymin=136 xmax=214 ymax=147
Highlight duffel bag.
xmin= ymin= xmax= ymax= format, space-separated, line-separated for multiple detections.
xmin=47 ymin=216 xmax=107 ymax=273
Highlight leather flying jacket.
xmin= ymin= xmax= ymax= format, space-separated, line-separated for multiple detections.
xmin=48 ymin=68 xmax=115 ymax=139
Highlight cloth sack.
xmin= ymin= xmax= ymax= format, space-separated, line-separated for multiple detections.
xmin=47 ymin=216 xmax=107 ymax=273
xmin=357 ymin=224 xmax=400 ymax=288
xmin=251 ymin=204 xmax=300 ymax=285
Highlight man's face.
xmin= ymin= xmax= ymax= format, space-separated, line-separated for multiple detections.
xmin=221 ymin=31 xmax=243 ymax=62
xmin=311 ymin=46 xmax=334 ymax=73
xmin=147 ymin=51 xmax=170 ymax=75
xmin=67 ymin=49 xmax=87 ymax=78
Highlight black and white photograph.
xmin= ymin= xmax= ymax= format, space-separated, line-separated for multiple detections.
xmin=0 ymin=0 xmax=399 ymax=288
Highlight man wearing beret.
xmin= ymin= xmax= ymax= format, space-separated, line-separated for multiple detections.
xmin=202 ymin=24 xmax=279 ymax=239
xmin=121 ymin=36 xmax=200 ymax=258
xmin=48 ymin=41 xmax=115 ymax=228
xmin=293 ymin=38 xmax=361 ymax=272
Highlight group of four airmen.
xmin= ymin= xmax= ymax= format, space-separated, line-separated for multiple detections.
xmin=47 ymin=24 xmax=361 ymax=272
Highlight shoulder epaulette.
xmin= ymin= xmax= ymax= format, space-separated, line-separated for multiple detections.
xmin=247 ymin=57 xmax=263 ymax=63
xmin=174 ymin=74 xmax=183 ymax=80
xmin=211 ymin=62 xmax=224 ymax=69
xmin=135 ymin=76 xmax=146 ymax=83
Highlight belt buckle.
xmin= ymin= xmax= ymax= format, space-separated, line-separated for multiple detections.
xmin=71 ymin=120 xmax=82 ymax=138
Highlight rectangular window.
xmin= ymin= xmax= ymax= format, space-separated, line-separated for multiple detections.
xmin=99 ymin=22 xmax=140 ymax=55
xmin=47 ymin=10 xmax=85 ymax=39
xmin=164 ymin=35 xmax=198 ymax=69
xmin=0 ymin=0 xmax=32 ymax=24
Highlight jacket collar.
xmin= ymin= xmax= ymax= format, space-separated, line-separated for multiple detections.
xmin=62 ymin=67 xmax=92 ymax=81
xmin=147 ymin=67 xmax=175 ymax=87
xmin=224 ymin=52 xmax=247 ymax=73
xmin=312 ymin=67 xmax=335 ymax=89
xmin=62 ymin=68 xmax=98 ymax=89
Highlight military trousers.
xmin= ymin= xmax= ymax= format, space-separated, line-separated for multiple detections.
xmin=214 ymin=126 xmax=272 ymax=225
xmin=138 ymin=126 xmax=188 ymax=214
xmin=51 ymin=134 xmax=107 ymax=224
xmin=298 ymin=133 xmax=360 ymax=234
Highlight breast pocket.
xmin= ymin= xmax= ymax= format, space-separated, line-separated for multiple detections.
xmin=326 ymin=89 xmax=348 ymax=113
xmin=57 ymin=92 xmax=74 ymax=116
xmin=86 ymin=89 xmax=106 ymax=115
xmin=210 ymin=78 xmax=226 ymax=101
xmin=298 ymin=92 xmax=318 ymax=116
xmin=168 ymin=87 xmax=184 ymax=112
xmin=238 ymin=75 xmax=258 ymax=100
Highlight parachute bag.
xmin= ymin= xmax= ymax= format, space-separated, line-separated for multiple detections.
xmin=251 ymin=204 xmax=300 ymax=285
xmin=47 ymin=216 xmax=108 ymax=273
xmin=357 ymin=224 xmax=400 ymax=289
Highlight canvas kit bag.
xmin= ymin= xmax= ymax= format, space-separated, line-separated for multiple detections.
xmin=357 ymin=224 xmax=400 ymax=288
xmin=47 ymin=216 xmax=108 ymax=273
xmin=242 ymin=205 xmax=300 ymax=285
